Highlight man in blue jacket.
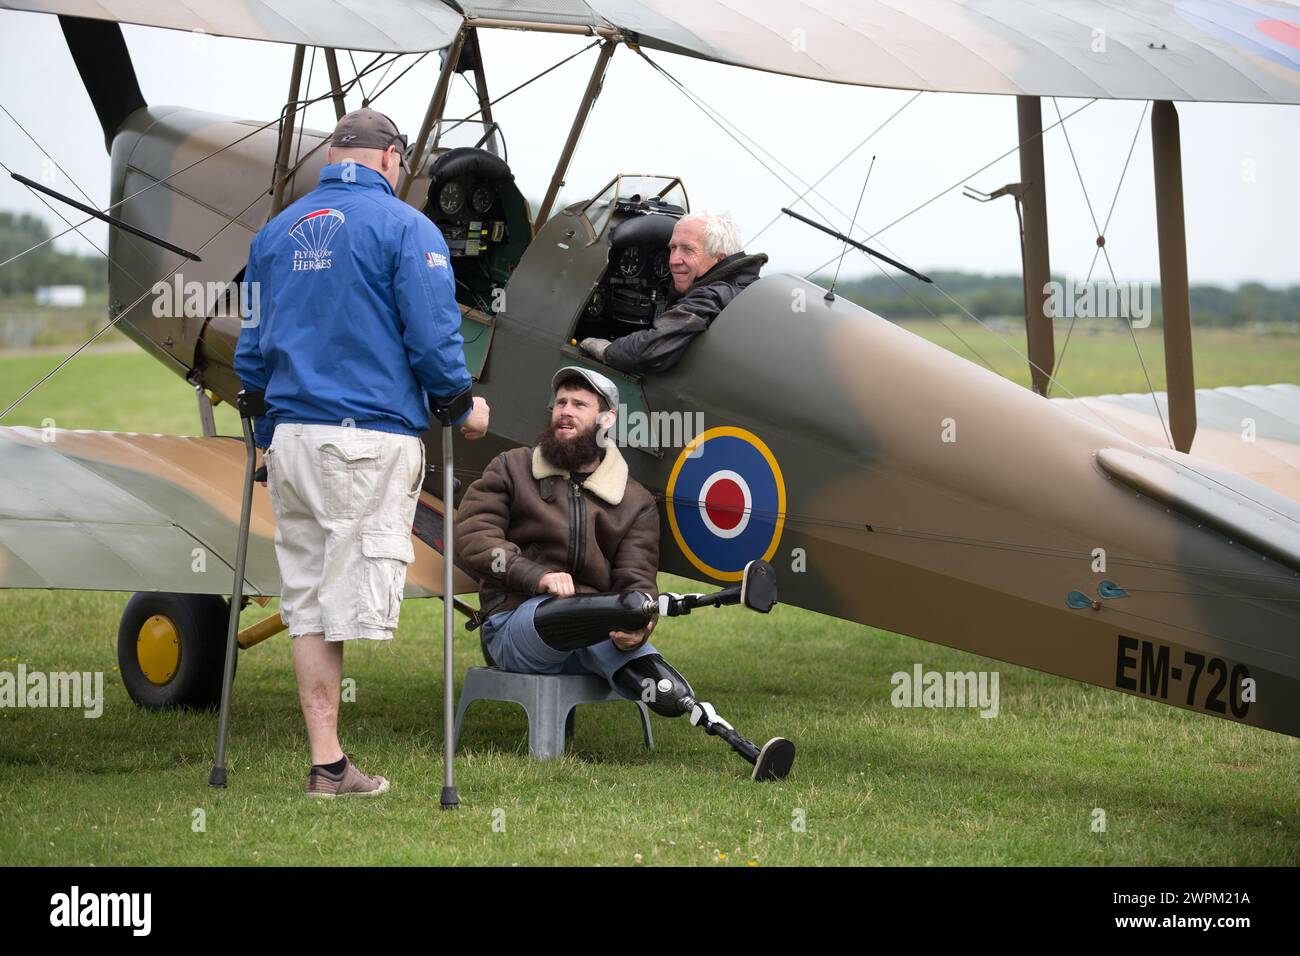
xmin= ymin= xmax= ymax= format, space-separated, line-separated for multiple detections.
xmin=236 ymin=108 xmax=489 ymax=798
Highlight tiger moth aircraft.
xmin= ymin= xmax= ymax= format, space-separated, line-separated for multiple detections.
xmin=0 ymin=2 xmax=1298 ymax=756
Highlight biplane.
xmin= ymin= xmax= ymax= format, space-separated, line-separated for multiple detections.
xmin=1 ymin=1 xmax=1298 ymax=741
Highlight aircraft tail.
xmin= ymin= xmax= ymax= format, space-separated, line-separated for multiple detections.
xmin=58 ymin=15 xmax=146 ymax=153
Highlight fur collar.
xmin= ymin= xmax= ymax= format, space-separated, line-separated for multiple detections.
xmin=532 ymin=441 xmax=628 ymax=506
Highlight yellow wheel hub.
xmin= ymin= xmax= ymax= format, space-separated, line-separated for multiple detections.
xmin=137 ymin=614 xmax=180 ymax=685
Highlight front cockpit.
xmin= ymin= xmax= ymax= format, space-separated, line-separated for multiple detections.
xmin=400 ymin=128 xmax=533 ymax=377
xmin=419 ymin=145 xmax=532 ymax=314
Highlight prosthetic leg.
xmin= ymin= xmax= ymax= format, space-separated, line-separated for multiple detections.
xmin=612 ymin=654 xmax=795 ymax=782
xmin=529 ymin=570 xmax=796 ymax=781
xmin=532 ymin=590 xmax=660 ymax=650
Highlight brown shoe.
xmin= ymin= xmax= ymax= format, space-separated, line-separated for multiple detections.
xmin=306 ymin=757 xmax=390 ymax=799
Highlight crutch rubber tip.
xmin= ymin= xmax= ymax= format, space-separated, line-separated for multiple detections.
xmin=440 ymin=786 xmax=459 ymax=809
xmin=208 ymin=766 xmax=228 ymax=789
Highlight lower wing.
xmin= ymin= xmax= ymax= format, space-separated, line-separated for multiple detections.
xmin=0 ymin=426 xmax=477 ymax=598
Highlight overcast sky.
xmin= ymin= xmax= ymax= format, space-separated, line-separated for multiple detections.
xmin=2 ymin=9 xmax=1298 ymax=287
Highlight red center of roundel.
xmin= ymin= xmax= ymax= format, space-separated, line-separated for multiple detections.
xmin=704 ymin=478 xmax=745 ymax=530
xmin=1258 ymin=19 xmax=1300 ymax=48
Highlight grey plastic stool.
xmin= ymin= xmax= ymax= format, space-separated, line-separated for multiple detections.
xmin=454 ymin=667 xmax=654 ymax=759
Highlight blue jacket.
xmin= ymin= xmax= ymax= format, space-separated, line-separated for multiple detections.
xmin=235 ymin=162 xmax=471 ymax=449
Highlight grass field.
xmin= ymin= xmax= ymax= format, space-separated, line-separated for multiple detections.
xmin=901 ymin=319 xmax=1300 ymax=397
xmin=0 ymin=330 xmax=1297 ymax=866
xmin=0 ymin=296 xmax=125 ymax=350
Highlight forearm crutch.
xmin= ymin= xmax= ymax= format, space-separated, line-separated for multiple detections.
xmin=431 ymin=388 xmax=473 ymax=809
xmin=209 ymin=388 xmax=266 ymax=788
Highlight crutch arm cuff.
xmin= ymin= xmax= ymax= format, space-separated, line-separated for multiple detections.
xmin=237 ymin=388 xmax=268 ymax=419
xmin=429 ymin=386 xmax=473 ymax=427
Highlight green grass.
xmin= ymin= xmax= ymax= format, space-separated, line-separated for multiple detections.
xmin=900 ymin=319 xmax=1300 ymax=397
xmin=0 ymin=349 xmax=242 ymax=434
xmin=0 ymin=295 xmax=125 ymax=349
xmin=0 ymin=339 xmax=1296 ymax=866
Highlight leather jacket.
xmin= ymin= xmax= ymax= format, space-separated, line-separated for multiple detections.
xmin=456 ymin=442 xmax=660 ymax=622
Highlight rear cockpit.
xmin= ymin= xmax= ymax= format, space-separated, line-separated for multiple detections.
xmin=564 ymin=175 xmax=688 ymax=346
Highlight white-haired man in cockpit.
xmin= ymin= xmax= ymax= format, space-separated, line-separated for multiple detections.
xmin=580 ymin=211 xmax=767 ymax=375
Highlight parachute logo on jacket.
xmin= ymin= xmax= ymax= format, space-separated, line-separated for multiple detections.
xmin=288 ymin=208 xmax=345 ymax=271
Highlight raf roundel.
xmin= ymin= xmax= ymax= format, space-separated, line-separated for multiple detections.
xmin=666 ymin=426 xmax=786 ymax=581
xmin=1175 ymin=0 xmax=1300 ymax=72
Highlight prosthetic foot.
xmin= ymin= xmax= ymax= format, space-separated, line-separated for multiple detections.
xmin=614 ymin=654 xmax=795 ymax=781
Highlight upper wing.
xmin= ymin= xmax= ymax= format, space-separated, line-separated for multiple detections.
xmin=494 ymin=0 xmax=1300 ymax=105
xmin=0 ymin=0 xmax=463 ymax=53
xmin=0 ymin=426 xmax=477 ymax=599
xmin=9 ymin=1 xmax=1300 ymax=102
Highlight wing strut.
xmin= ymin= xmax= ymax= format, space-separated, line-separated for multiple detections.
xmin=270 ymin=44 xmax=308 ymax=216
xmin=1152 ymin=100 xmax=1196 ymax=453
xmin=400 ymin=27 xmax=468 ymax=201
xmin=464 ymin=28 xmax=501 ymax=157
xmin=536 ymin=38 xmax=617 ymax=226
xmin=323 ymin=48 xmax=347 ymax=121
xmin=1017 ymin=96 xmax=1055 ymax=396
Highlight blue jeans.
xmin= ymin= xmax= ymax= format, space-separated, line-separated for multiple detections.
xmin=480 ymin=595 xmax=659 ymax=696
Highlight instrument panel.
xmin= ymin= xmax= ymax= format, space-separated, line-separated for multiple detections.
xmin=436 ymin=180 xmax=497 ymax=218
xmin=433 ymin=178 xmax=507 ymax=256
xmin=613 ymin=245 xmax=673 ymax=282
xmin=420 ymin=147 xmax=532 ymax=314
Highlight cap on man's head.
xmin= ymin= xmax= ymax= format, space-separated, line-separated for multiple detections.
xmin=330 ymin=108 xmax=410 ymax=171
xmin=551 ymin=366 xmax=619 ymax=412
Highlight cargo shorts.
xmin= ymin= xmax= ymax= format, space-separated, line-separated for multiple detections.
xmin=264 ymin=423 xmax=425 ymax=642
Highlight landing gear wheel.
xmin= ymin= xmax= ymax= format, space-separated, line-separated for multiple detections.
xmin=117 ymin=592 xmax=233 ymax=710
xmin=752 ymin=737 xmax=796 ymax=781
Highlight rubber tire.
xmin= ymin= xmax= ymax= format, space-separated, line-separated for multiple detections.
xmin=117 ymin=592 xmax=234 ymax=710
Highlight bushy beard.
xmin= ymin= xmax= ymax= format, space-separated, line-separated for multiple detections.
xmin=536 ymin=419 xmax=603 ymax=472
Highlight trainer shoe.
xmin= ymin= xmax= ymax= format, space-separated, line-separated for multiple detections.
xmin=305 ymin=757 xmax=390 ymax=799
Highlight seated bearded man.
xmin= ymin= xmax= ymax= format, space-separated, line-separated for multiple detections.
xmin=455 ymin=367 xmax=794 ymax=779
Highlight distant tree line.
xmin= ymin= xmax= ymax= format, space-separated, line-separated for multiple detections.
xmin=818 ymin=270 xmax=1300 ymax=327
xmin=1 ymin=208 xmax=1296 ymax=327
xmin=0 ymin=211 xmax=108 ymax=296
